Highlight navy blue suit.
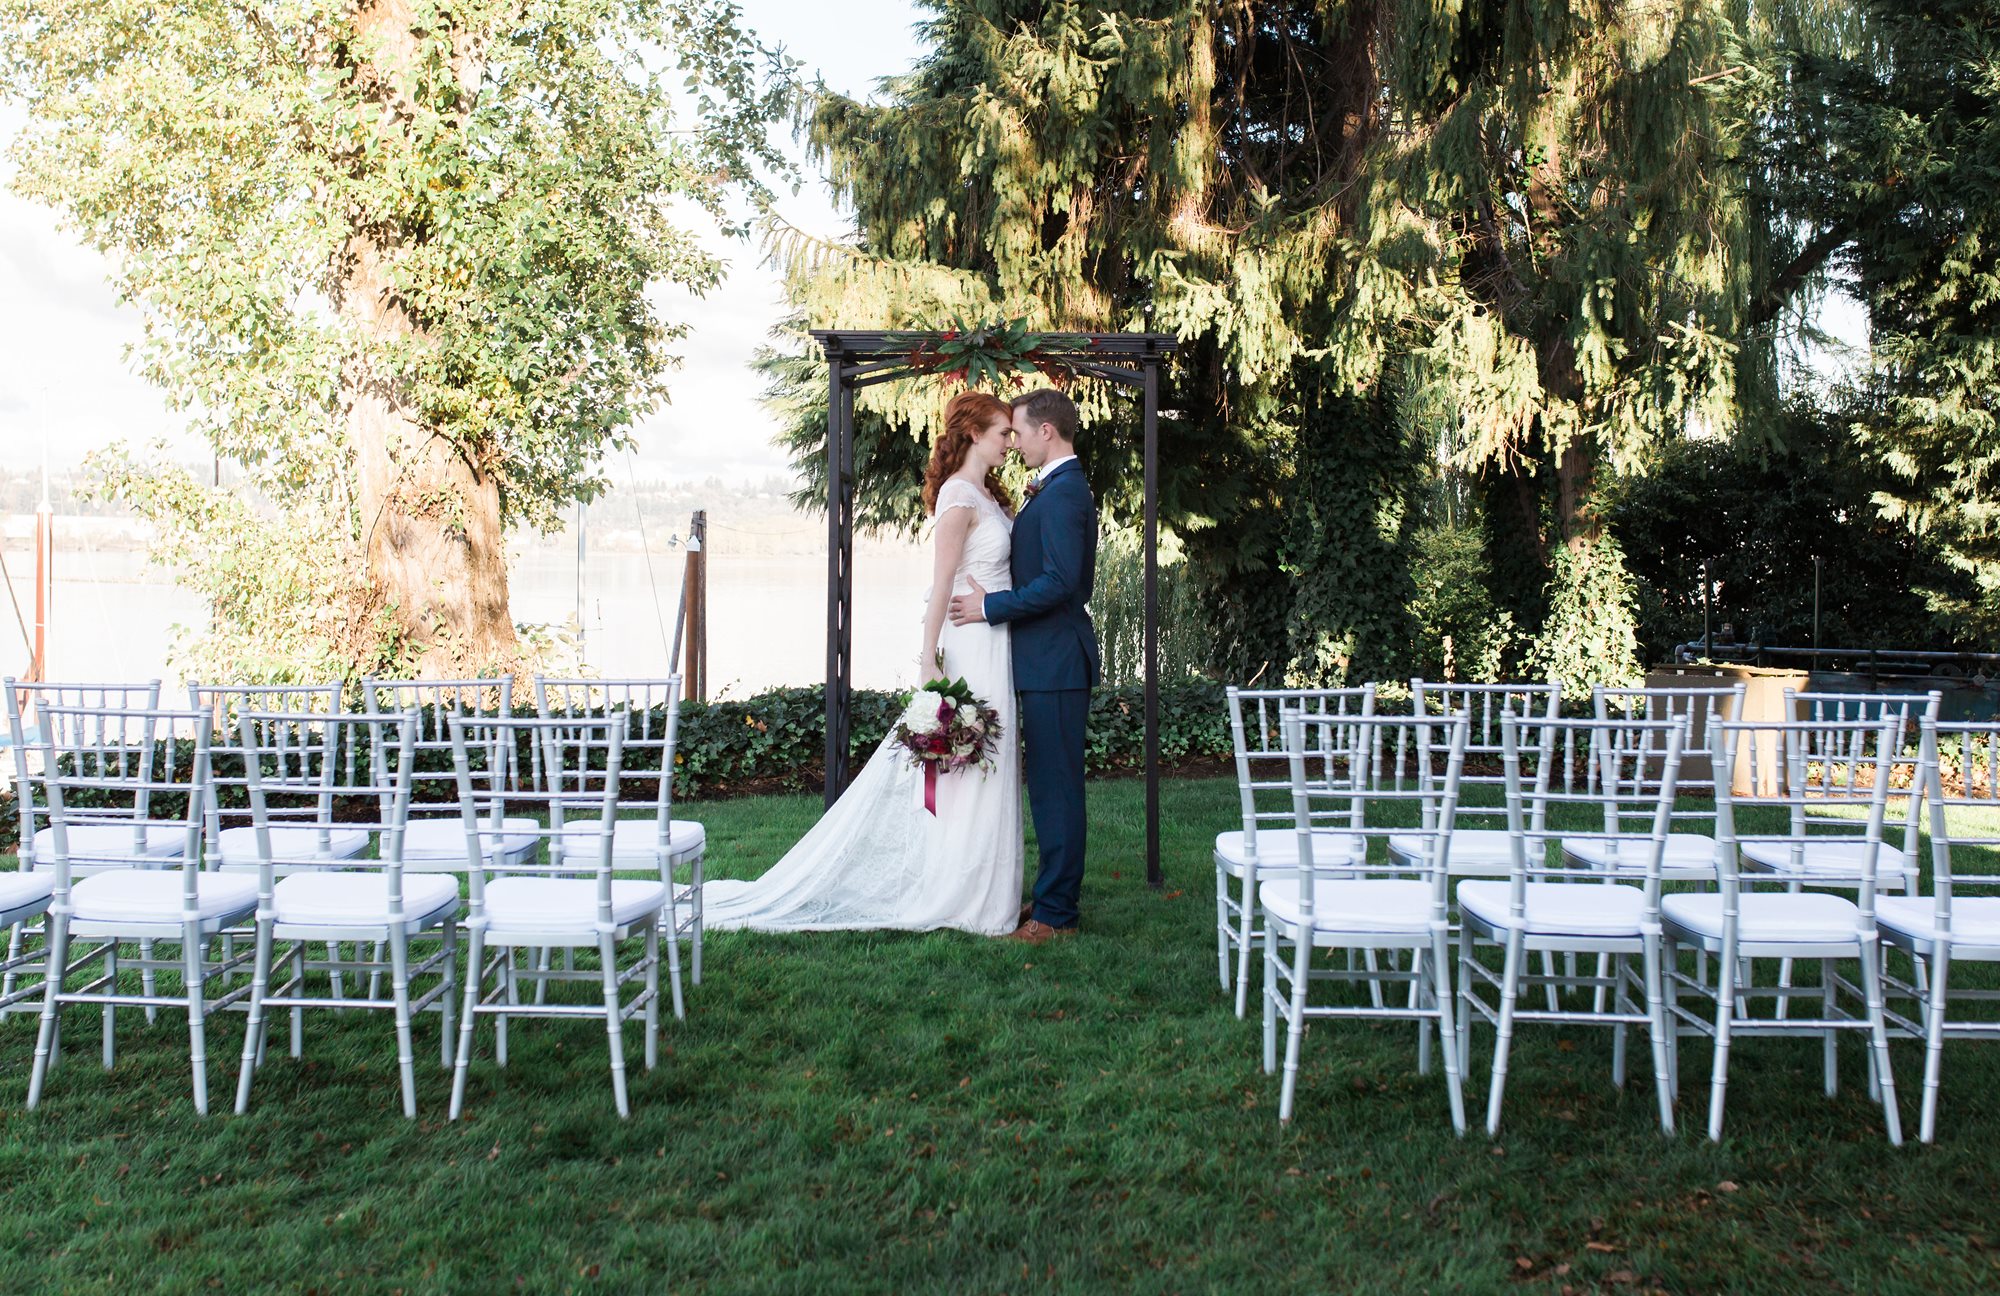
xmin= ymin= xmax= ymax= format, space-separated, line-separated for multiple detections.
xmin=985 ymin=457 xmax=1098 ymax=929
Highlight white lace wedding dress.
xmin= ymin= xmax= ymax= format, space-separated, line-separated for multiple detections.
xmin=702 ymin=478 xmax=1024 ymax=935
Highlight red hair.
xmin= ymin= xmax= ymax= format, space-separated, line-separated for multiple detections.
xmin=924 ymin=392 xmax=1015 ymax=516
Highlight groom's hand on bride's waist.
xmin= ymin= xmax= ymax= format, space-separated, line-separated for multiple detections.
xmin=947 ymin=578 xmax=988 ymax=625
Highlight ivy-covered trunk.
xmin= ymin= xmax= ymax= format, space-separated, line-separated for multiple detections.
xmin=337 ymin=1 xmax=518 ymax=673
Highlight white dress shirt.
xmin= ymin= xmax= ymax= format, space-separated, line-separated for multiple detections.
xmin=1035 ymin=454 xmax=1077 ymax=485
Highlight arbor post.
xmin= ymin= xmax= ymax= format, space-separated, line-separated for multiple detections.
xmin=1142 ymin=357 xmax=1162 ymax=889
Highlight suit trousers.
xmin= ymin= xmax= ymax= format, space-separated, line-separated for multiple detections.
xmin=1020 ymin=687 xmax=1089 ymax=928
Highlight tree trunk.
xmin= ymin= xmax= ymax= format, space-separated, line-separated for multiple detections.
xmin=337 ymin=0 xmax=518 ymax=675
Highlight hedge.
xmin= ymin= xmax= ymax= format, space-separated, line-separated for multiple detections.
xmin=0 ymin=680 xmax=1233 ymax=852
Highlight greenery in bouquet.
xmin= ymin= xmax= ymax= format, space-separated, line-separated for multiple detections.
xmin=893 ymin=676 xmax=1003 ymax=775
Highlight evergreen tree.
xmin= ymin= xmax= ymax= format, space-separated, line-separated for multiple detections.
xmin=773 ymin=1 xmax=1768 ymax=684
xmin=1782 ymin=0 xmax=2000 ymax=635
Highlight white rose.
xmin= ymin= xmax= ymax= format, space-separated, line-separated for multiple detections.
xmin=956 ymin=703 xmax=978 ymax=726
xmin=903 ymin=690 xmax=945 ymax=735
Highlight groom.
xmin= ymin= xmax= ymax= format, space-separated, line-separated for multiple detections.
xmin=949 ymin=388 xmax=1099 ymax=944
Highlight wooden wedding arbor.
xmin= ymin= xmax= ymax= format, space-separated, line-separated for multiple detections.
xmin=812 ymin=329 xmax=1180 ymax=887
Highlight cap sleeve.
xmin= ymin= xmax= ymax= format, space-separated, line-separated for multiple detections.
xmin=935 ymin=478 xmax=981 ymax=516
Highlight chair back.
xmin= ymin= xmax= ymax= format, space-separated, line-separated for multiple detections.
xmin=1225 ymin=685 xmax=1376 ymax=867
xmin=33 ymin=704 xmax=209 ymax=893
xmin=1501 ymin=713 xmax=1690 ymax=915
xmin=1410 ymin=679 xmax=1561 ymax=829
xmin=1712 ymin=715 xmax=1906 ymax=917
xmin=447 ymin=714 xmax=626 ymax=917
xmin=234 ymin=710 xmax=417 ymax=901
xmin=187 ymin=682 xmax=346 ymax=854
xmin=6 ymin=679 xmax=164 ymax=864
xmin=1916 ymin=717 xmax=2000 ymax=935
xmin=535 ymin=677 xmax=685 ymax=848
xmin=357 ymin=677 xmax=516 ymax=813
xmin=1280 ymin=709 xmax=1470 ymax=922
xmin=1788 ymin=689 xmax=1938 ymax=862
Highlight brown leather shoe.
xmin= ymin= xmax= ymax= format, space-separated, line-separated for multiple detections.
xmin=1018 ymin=902 xmax=1034 ymax=927
xmin=1006 ymin=919 xmax=1075 ymax=944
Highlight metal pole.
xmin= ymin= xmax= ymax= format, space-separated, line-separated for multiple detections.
xmin=1142 ymin=357 xmax=1162 ymax=889
xmin=684 ymin=510 xmax=708 ymax=702
xmin=823 ymin=349 xmax=844 ymax=808
xmin=30 ymin=442 xmax=51 ymax=684
xmin=1701 ymin=559 xmax=1712 ymax=661
xmin=575 ymin=499 xmax=587 ymax=662
xmin=1812 ymin=554 xmax=1822 ymax=668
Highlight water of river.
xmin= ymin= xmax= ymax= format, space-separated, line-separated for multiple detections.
xmin=2 ymin=537 xmax=937 ymax=696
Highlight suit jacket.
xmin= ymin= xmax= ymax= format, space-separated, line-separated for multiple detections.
xmin=984 ymin=458 xmax=1101 ymax=691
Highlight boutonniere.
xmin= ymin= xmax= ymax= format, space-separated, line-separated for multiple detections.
xmin=1023 ymin=477 xmax=1044 ymax=502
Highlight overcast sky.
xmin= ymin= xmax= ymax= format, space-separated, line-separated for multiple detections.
xmin=0 ymin=0 xmax=928 ymax=485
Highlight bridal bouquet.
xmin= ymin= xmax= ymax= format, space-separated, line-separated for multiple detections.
xmin=893 ymin=676 xmax=1003 ymax=814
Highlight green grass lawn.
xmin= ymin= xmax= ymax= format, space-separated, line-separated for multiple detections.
xmin=2 ymin=776 xmax=1999 ymax=1293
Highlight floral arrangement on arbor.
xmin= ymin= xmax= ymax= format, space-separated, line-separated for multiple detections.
xmin=888 ymin=316 xmax=1095 ymax=389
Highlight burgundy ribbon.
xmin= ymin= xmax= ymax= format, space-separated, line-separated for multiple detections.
xmin=924 ymin=763 xmax=938 ymax=816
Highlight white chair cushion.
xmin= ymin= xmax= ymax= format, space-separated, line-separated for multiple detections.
xmin=1260 ymin=878 xmax=1434 ymax=934
xmin=401 ymin=817 xmax=540 ymax=862
xmin=32 ymin=824 xmax=187 ymax=866
xmin=272 ymin=873 xmax=460 ymax=928
xmin=69 ymin=870 xmax=259 ymax=924
xmin=1458 ymin=880 xmax=1647 ymax=937
xmin=1661 ymin=891 xmax=1864 ymax=944
xmin=1390 ymin=829 xmax=1513 ymax=876
xmin=217 ymin=825 xmax=371 ymax=867
xmin=481 ymin=877 xmax=667 ymax=935
xmin=608 ymin=818 xmax=707 ymax=862
xmin=1876 ymin=896 xmax=2000 ymax=947
xmin=1740 ymin=840 xmax=1915 ymax=881
xmin=1214 ymin=829 xmax=1369 ymax=875
xmin=1562 ymin=833 xmax=1719 ymax=878
xmin=0 ymin=871 xmax=56 ymax=919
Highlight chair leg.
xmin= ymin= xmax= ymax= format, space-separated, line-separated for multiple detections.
xmin=1610 ymin=954 xmax=1629 ymax=1091
xmin=1233 ymin=875 xmax=1259 ymax=1019
xmin=101 ymin=942 xmax=118 ymax=1071
xmin=439 ymin=920 xmax=458 ymax=1071
xmin=1277 ymin=935 xmax=1311 ymax=1123
xmin=1413 ymin=946 xmax=1431 ymax=1078
xmin=1365 ymin=949 xmax=1386 ymax=1012
xmin=448 ymin=926 xmax=485 ymax=1121
xmin=1486 ymin=931 xmax=1525 ymax=1137
xmin=1455 ymin=925 xmax=1475 ymax=1077
xmin=1 ymin=922 xmax=24 ymax=1005
xmin=1822 ymin=958 xmax=1840 ymax=1097
xmin=182 ymin=922 xmax=210 ymax=1117
xmin=26 ymin=914 xmax=71 ymax=1109
xmin=389 ymin=929 xmax=417 ymax=1120
xmin=1919 ymin=945 xmax=1950 ymax=1144
xmin=1261 ymin=923 xmax=1279 ymax=1076
xmin=1540 ymin=951 xmax=1560 ymax=1013
xmin=1431 ymin=927 xmax=1466 ymax=1137
xmin=644 ymin=923 xmax=660 ymax=1071
xmin=289 ymin=943 xmax=306 ymax=1059
xmin=1856 ymin=937 xmax=1904 ymax=1147
xmin=1662 ymin=935 xmax=1682 ymax=1101
xmin=138 ymin=937 xmax=158 ymax=1025
xmin=660 ymin=886 xmax=686 ymax=1023
xmin=235 ymin=921 xmax=276 ymax=1114
xmin=497 ymin=949 xmax=515 ymax=1068
xmin=1215 ymin=865 xmax=1232 ymax=994
xmin=599 ymin=932 xmax=630 ymax=1119
xmin=1707 ymin=932 xmax=1738 ymax=1143
xmin=1641 ymin=932 xmax=1675 ymax=1135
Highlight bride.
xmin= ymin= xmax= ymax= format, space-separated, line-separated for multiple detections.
xmin=702 ymin=391 xmax=1025 ymax=935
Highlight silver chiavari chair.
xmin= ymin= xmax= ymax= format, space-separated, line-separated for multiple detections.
xmin=230 ymin=710 xmax=461 ymax=1117
xmin=1568 ymin=682 xmax=1745 ymax=880
xmin=537 ymin=677 xmax=698 ymax=1013
xmin=1263 ymin=708 xmax=1472 ymax=1132
xmin=6 ymin=679 xmax=174 ymax=1015
xmin=447 ymin=714 xmax=666 ymax=1120
xmin=1876 ymin=716 xmax=2000 ymax=1142
xmin=1218 ymin=685 xmax=1377 ymax=1017
xmin=355 ymin=677 xmax=538 ymax=871
xmin=1758 ymin=690 xmax=1937 ymax=1020
xmin=27 ymin=705 xmax=259 ymax=1115
xmin=1396 ymin=680 xmax=1563 ymax=877
xmin=1456 ymin=714 xmax=1690 ymax=1135
xmin=1661 ymin=714 xmax=1907 ymax=1144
